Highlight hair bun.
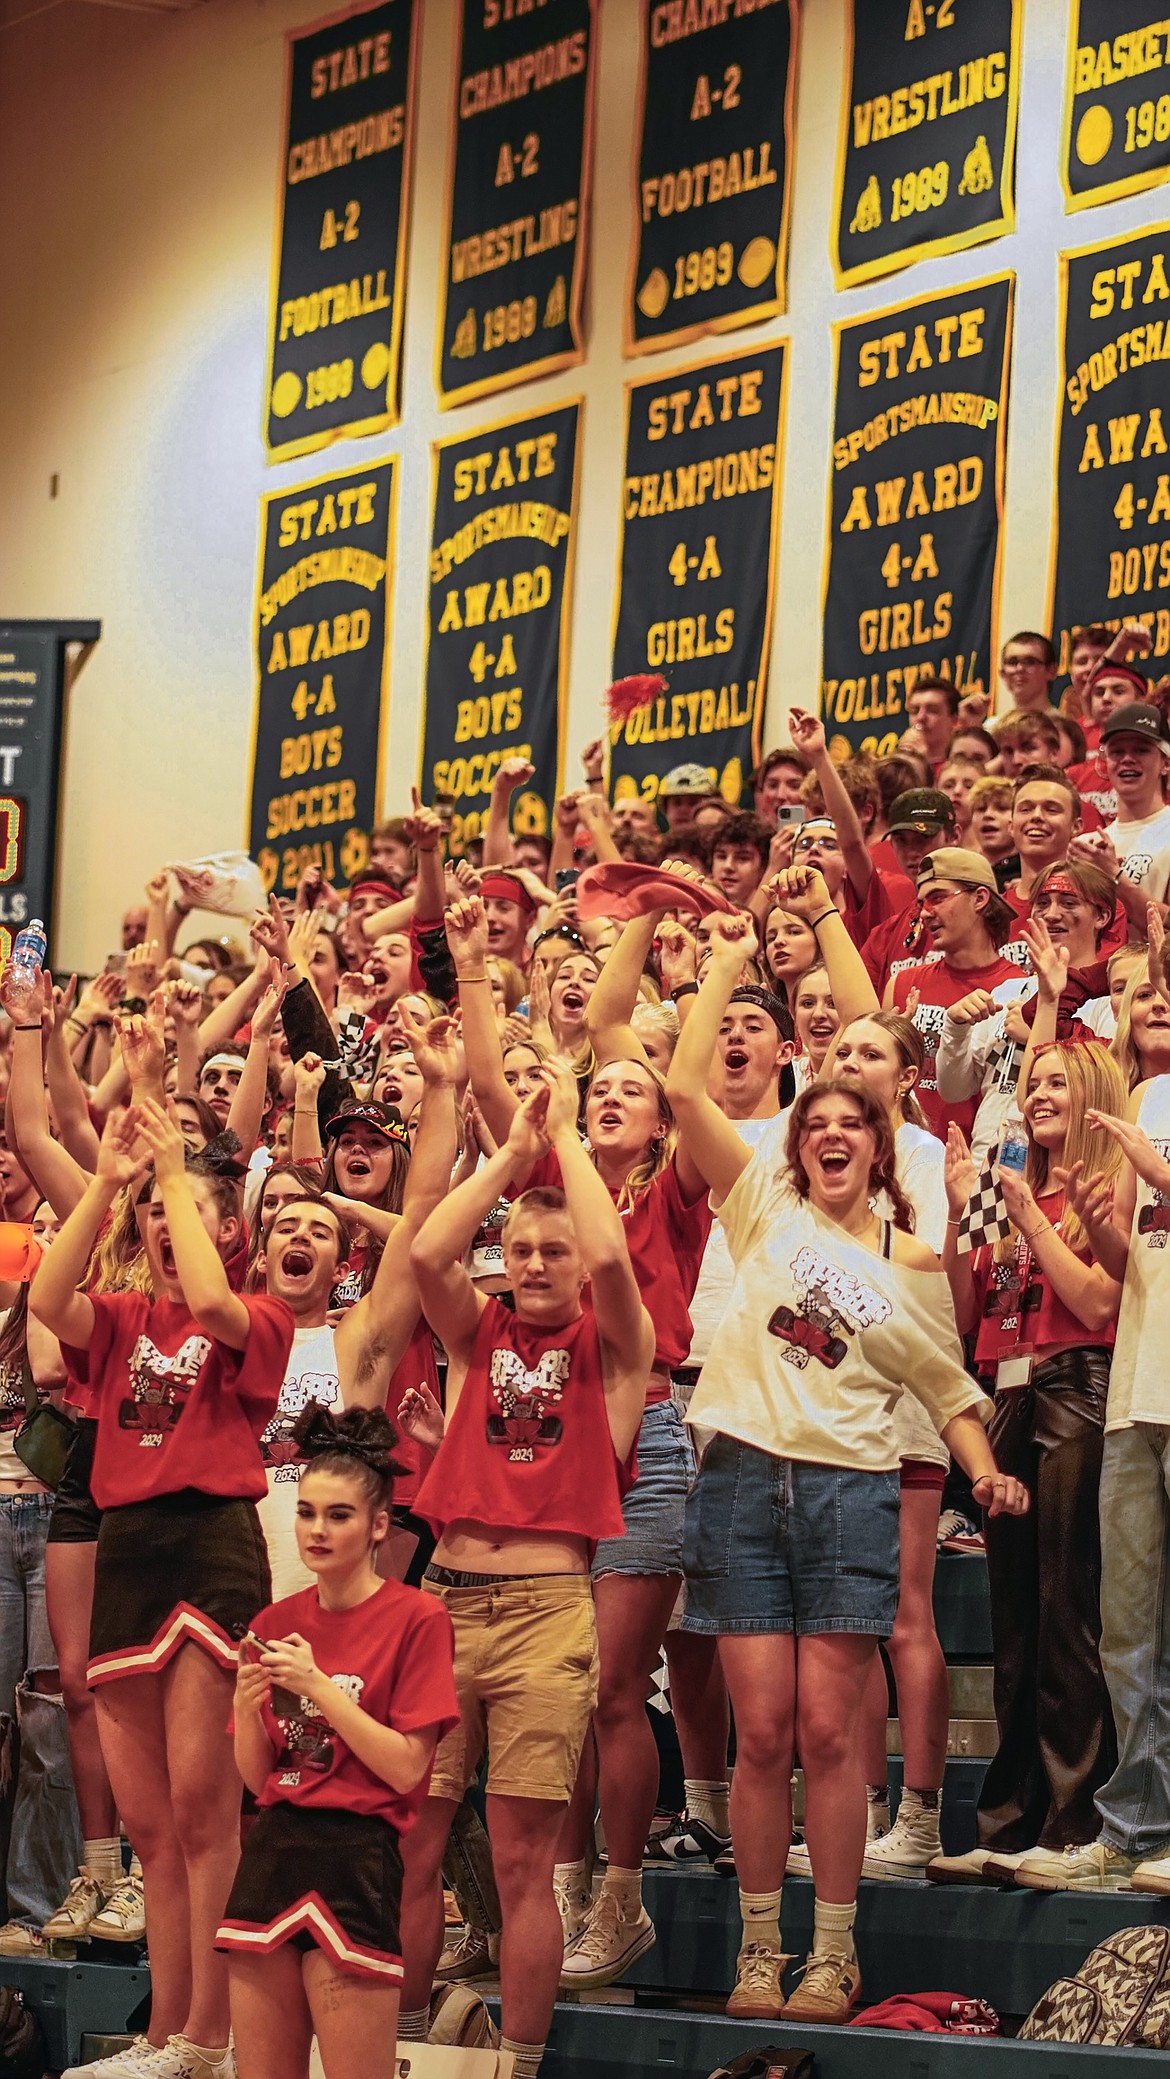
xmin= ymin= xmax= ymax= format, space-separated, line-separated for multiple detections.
xmin=292 ymin=1403 xmax=407 ymax=1485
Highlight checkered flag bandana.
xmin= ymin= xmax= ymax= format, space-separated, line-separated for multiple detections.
xmin=957 ymin=1148 xmax=1012 ymax=1255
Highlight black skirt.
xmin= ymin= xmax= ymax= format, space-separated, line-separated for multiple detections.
xmin=88 ymin=1489 xmax=270 ymax=1686
xmin=47 ymin=1417 xmax=102 ymax=1546
xmin=217 ymin=1804 xmax=403 ymax=1981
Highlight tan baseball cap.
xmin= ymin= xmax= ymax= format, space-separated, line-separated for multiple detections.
xmin=916 ymin=847 xmax=1000 ymax=894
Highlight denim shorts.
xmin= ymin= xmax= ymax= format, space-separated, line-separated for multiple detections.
xmin=592 ymin=1399 xmax=696 ymax=1579
xmin=680 ymin=1434 xmax=899 ymax=1637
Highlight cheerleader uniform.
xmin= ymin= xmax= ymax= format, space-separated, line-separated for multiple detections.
xmin=216 ymin=1577 xmax=457 ymax=1980
xmin=62 ymin=1291 xmax=294 ymax=1685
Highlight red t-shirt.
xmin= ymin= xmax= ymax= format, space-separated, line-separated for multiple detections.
xmin=388 ymin=1317 xmax=440 ymax=1509
xmin=523 ymin=1152 xmax=711 ymax=1395
xmin=968 ymin=1191 xmax=1115 ymax=1373
xmin=65 ymin=1292 xmax=294 ymax=1509
xmin=842 ymin=866 xmax=916 ymax=951
xmin=249 ymin=1579 xmax=457 ymax=1833
xmin=891 ymin=955 xmax=1022 ymax=1140
xmin=414 ymin=1296 xmax=631 ymax=1546
xmin=1068 ymin=759 xmax=1116 ymax=823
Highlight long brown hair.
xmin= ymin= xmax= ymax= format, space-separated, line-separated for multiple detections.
xmin=830 ymin=1011 xmax=931 ymax=1131
xmin=785 ymin=1076 xmax=916 ymax=1233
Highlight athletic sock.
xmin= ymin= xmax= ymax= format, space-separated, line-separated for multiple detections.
xmin=398 ymin=2007 xmax=430 ymax=2041
xmin=553 ymin=1856 xmax=588 ymax=1899
xmin=601 ymin=1863 xmax=643 ymax=1916
xmin=84 ymin=1838 xmax=122 ymax=1892
xmin=738 ymin=1886 xmax=782 ymax=1953
xmin=500 ymin=2038 xmax=544 ymax=2078
xmin=812 ymin=1896 xmax=857 ymax=1962
xmin=865 ymin=1782 xmax=889 ymax=1805
xmin=905 ymin=1785 xmax=940 ymax=1810
xmin=685 ymin=1777 xmax=730 ymax=1834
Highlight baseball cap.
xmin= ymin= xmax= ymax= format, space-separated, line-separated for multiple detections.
xmin=323 ymin=1098 xmax=411 ymax=1149
xmin=888 ymin=788 xmax=957 ymax=836
xmin=1100 ymin=700 xmax=1170 ymax=750
xmin=660 ymin=762 xmax=714 ymax=798
xmin=917 ymin=847 xmax=1001 ymax=894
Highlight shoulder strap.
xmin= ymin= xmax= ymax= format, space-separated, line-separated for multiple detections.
xmin=19 ymin=1355 xmax=36 ymax=1418
xmin=882 ymin=1220 xmax=893 ymax=1260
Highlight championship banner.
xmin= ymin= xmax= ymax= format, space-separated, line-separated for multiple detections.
xmin=421 ymin=401 xmax=581 ymax=856
xmin=626 ymin=0 xmax=798 ymax=357
xmin=436 ymin=0 xmax=596 ymax=410
xmin=609 ymin=343 xmax=786 ymax=811
xmin=264 ymin=0 xmax=420 ymax=463
xmin=1050 ymin=225 xmax=1170 ymax=685
xmin=249 ymin=460 xmax=396 ymax=896
xmin=1063 ymin=4 xmax=1170 ymax=214
xmin=821 ymin=275 xmax=1013 ymax=759
xmin=833 ymin=0 xmax=1021 ymax=292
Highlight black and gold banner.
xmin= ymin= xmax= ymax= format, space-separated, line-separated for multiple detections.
xmin=264 ymin=1 xmax=419 ymax=463
xmin=436 ymin=0 xmax=595 ymax=409
xmin=821 ymin=275 xmax=1013 ymax=759
xmin=626 ymin=0 xmax=797 ymax=356
xmin=609 ymin=344 xmax=786 ymax=811
xmin=1064 ymin=5 xmax=1170 ymax=213
xmin=833 ymin=0 xmax=1020 ymax=292
xmin=421 ymin=401 xmax=581 ymax=855
xmin=1050 ymin=226 xmax=1170 ymax=684
xmin=249 ymin=460 xmax=396 ymax=895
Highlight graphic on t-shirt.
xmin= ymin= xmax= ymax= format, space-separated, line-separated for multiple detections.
xmin=487 ymin=1345 xmax=570 ymax=1462
xmin=768 ymin=1245 xmax=892 ymax=1371
xmin=981 ymin=1258 xmax=1043 ymax=1335
xmin=118 ymin=1332 xmax=212 ymax=1447
xmin=0 ymin=1361 xmax=25 ymax=1433
xmin=911 ymin=1002 xmax=948 ymax=1093
xmin=270 ymin=1672 xmax=363 ymax=1786
xmin=1138 ymin=1139 xmax=1170 ymax=1246
xmin=262 ymin=1370 xmax=340 ymax=1478
xmin=1122 ymin=852 xmax=1156 ymax=885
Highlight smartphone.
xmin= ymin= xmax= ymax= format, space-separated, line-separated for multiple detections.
xmin=241 ymin=1631 xmax=270 ymax=1656
xmin=555 ymin=868 xmax=580 ymax=893
xmin=774 ymin=804 xmax=807 ymax=828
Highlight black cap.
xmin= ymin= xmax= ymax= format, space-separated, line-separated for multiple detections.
xmin=1100 ymin=700 xmax=1170 ymax=749
xmin=323 ymin=1098 xmax=411 ymax=1149
xmin=887 ymin=788 xmax=957 ymax=836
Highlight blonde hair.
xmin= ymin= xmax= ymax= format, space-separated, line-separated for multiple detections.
xmin=632 ymin=999 xmax=680 ymax=1062
xmin=486 ymin=957 xmax=525 ymax=1014
xmin=1111 ymin=958 xmax=1154 ymax=1092
xmin=89 ymin=1185 xmax=152 ymax=1296
xmin=995 ymin=1040 xmax=1126 ymax=1261
xmin=586 ymin=1055 xmax=676 ymax=1208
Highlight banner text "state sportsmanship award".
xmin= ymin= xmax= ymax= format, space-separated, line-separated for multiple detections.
xmin=821 ymin=276 xmax=1013 ymax=758
xmin=1051 ymin=227 xmax=1170 ymax=681
xmin=251 ymin=461 xmax=395 ymax=894
xmin=265 ymin=2 xmax=419 ymax=460
xmin=628 ymin=0 xmax=796 ymax=354
xmin=437 ymin=0 xmax=594 ymax=408
xmin=610 ymin=344 xmax=785 ymax=809
xmin=834 ymin=0 xmax=1020 ymax=291
xmin=423 ymin=402 xmax=580 ymax=856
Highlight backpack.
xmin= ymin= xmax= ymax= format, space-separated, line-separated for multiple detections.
xmin=707 ymin=2053 xmax=815 ymax=2079
xmin=0 ymin=1985 xmax=44 ymax=2079
xmin=1019 ymin=1922 xmax=1170 ymax=2047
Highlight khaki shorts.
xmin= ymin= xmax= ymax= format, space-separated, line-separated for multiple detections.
xmin=422 ymin=1574 xmax=598 ymax=1802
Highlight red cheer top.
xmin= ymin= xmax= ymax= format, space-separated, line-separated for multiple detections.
xmin=248 ymin=1578 xmax=458 ymax=1833
xmin=523 ymin=1151 xmax=711 ymax=1398
xmin=414 ymin=1296 xmax=632 ymax=1546
xmin=969 ymin=1191 xmax=1115 ymax=1376
xmin=64 ymin=1292 xmax=294 ymax=1510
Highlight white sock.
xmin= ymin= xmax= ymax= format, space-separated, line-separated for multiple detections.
xmin=553 ymin=1857 xmax=588 ymax=1901
xmin=601 ymin=1863 xmax=642 ymax=1916
xmin=83 ymin=1838 xmax=122 ymax=1892
xmin=398 ymin=2007 xmax=429 ymax=2041
xmin=685 ymin=1777 xmax=730 ymax=1834
xmin=739 ymin=1886 xmax=782 ymax=1952
xmin=500 ymin=2039 xmax=544 ymax=2078
xmin=812 ymin=1895 xmax=856 ymax=1962
xmin=903 ymin=1785 xmax=940 ymax=1812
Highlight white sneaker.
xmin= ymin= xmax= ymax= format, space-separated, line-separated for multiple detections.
xmin=926 ymin=1846 xmax=1028 ymax=1885
xmin=1013 ymin=1841 xmax=1141 ymax=1893
xmin=788 ymin=1789 xmax=888 ymax=1878
xmin=90 ymin=1864 xmax=146 ymax=1943
xmin=558 ymin=1891 xmax=655 ymax=1989
xmin=785 ymin=1837 xmax=812 ymax=1877
xmin=1131 ymin=1847 xmax=1170 ymax=1895
xmin=861 ymin=1793 xmax=941 ymax=1880
xmin=60 ymin=2041 xmax=178 ymax=2079
xmin=43 ymin=1866 xmax=107 ymax=1941
xmin=553 ymin=1870 xmax=591 ymax=1947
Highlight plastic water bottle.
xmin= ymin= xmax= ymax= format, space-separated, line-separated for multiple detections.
xmin=4 ymin=919 xmax=47 ymax=1017
xmin=998 ymin=1107 xmax=1029 ymax=1175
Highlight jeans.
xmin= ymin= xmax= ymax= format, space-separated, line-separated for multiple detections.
xmin=8 ymin=1672 xmax=82 ymax=1925
xmin=0 ymin=1494 xmax=53 ymax=1722
xmin=1095 ymin=1424 xmax=1170 ymax=1858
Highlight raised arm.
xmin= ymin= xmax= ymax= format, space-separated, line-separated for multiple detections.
xmin=665 ymin=914 xmax=758 ymax=1202
xmin=585 ymin=910 xmax=660 ymax=1068
xmin=483 ymin=757 xmax=536 ymax=869
xmin=446 ymin=895 xmax=517 ymax=1145
xmin=772 ymin=862 xmax=878 ymax=1024
xmin=224 ymin=962 xmax=290 ymax=1156
xmin=5 ymin=973 xmax=91 ymax=1218
xmin=136 ymin=1098 xmax=250 ymax=1349
xmin=30 ymin=1111 xmax=148 ymax=1347
xmin=789 ymin=708 xmax=872 ymax=900
xmin=405 ymin=794 xmax=446 ymax=925
xmin=409 ymin=1092 xmax=551 ymax=1357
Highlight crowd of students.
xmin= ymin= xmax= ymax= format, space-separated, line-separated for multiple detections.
xmin=0 ymin=618 xmax=1168 ymax=2077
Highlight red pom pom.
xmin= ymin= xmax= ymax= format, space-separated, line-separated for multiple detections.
xmin=605 ymin=674 xmax=667 ymax=723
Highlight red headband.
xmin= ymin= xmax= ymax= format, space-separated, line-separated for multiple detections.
xmin=480 ymin=872 xmax=537 ymax=916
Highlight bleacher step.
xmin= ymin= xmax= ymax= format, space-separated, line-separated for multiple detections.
xmin=0 ymin=1955 xmax=148 ymax=2071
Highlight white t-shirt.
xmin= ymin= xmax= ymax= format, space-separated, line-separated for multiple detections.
xmin=257 ymin=1322 xmax=342 ymax=1599
xmin=687 ymin=1169 xmax=981 ymax=1472
xmin=1106 ymin=1076 xmax=1170 ymax=1431
xmin=687 ymin=1113 xmax=786 ymax=1366
xmin=1108 ymin=805 xmax=1170 ymax=887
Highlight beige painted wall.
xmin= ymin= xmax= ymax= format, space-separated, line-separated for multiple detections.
xmin=1 ymin=0 xmax=1168 ymax=971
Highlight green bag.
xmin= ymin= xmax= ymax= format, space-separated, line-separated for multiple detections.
xmin=13 ymin=1358 xmax=73 ymax=1491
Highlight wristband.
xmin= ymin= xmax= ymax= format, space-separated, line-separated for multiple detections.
xmin=810 ymin=910 xmax=837 ymax=929
xmin=671 ymin=981 xmax=699 ymax=998
xmin=459 ymin=973 xmax=490 ymax=983
xmin=13 ymin=1024 xmax=41 ymax=1032
xmin=1023 ymin=1223 xmax=1048 ymax=1245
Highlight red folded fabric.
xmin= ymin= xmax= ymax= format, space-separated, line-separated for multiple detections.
xmin=852 ymin=1992 xmax=1000 ymax=2034
xmin=575 ymin=861 xmax=734 ymax=922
